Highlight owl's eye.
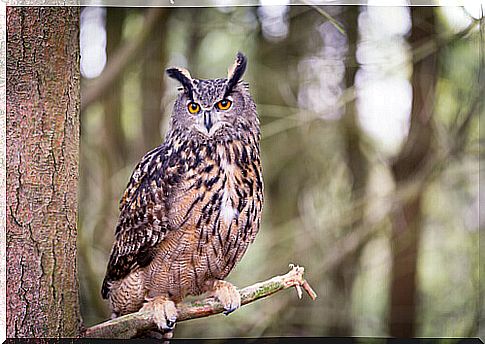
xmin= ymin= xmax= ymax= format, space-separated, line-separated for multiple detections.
xmin=187 ymin=102 xmax=201 ymax=114
xmin=216 ymin=99 xmax=232 ymax=111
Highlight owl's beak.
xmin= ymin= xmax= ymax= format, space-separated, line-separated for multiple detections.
xmin=203 ymin=111 xmax=213 ymax=131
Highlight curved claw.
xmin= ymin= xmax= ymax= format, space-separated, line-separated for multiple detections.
xmin=205 ymin=280 xmax=241 ymax=316
xmin=166 ymin=319 xmax=175 ymax=329
xmin=223 ymin=304 xmax=239 ymax=316
xmin=140 ymin=295 xmax=178 ymax=331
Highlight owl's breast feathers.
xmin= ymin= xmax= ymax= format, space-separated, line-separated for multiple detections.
xmin=101 ymin=133 xmax=263 ymax=299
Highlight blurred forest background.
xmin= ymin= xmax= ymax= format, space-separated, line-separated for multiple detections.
xmin=78 ymin=4 xmax=483 ymax=338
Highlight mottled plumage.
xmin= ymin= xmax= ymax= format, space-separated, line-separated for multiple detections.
xmin=101 ymin=53 xmax=263 ymax=332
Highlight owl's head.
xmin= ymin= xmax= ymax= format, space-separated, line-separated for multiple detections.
xmin=166 ymin=52 xmax=258 ymax=142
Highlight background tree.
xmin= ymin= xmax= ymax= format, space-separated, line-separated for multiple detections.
xmin=389 ymin=7 xmax=437 ymax=337
xmin=330 ymin=5 xmax=369 ymax=335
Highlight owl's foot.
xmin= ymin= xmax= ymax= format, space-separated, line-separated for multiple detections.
xmin=140 ymin=295 xmax=178 ymax=332
xmin=205 ymin=280 xmax=241 ymax=315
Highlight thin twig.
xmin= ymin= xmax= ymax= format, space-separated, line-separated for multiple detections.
xmin=302 ymin=0 xmax=346 ymax=35
xmin=83 ymin=265 xmax=317 ymax=339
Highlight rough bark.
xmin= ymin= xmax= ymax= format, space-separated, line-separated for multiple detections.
xmin=6 ymin=7 xmax=81 ymax=337
xmin=389 ymin=7 xmax=437 ymax=337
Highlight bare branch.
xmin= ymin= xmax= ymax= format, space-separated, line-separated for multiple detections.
xmin=302 ymin=0 xmax=346 ymax=35
xmin=83 ymin=265 xmax=317 ymax=339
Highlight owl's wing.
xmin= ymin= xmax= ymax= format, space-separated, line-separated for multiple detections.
xmin=101 ymin=145 xmax=171 ymax=299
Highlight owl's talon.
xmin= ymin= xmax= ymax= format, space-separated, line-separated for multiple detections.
xmin=223 ymin=302 xmax=239 ymax=315
xmin=205 ymin=280 xmax=241 ymax=316
xmin=223 ymin=305 xmax=238 ymax=316
xmin=141 ymin=296 xmax=178 ymax=331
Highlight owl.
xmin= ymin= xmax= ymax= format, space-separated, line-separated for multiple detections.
xmin=101 ymin=52 xmax=263 ymax=336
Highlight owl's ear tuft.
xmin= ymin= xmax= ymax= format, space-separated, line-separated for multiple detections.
xmin=166 ymin=67 xmax=194 ymax=99
xmin=225 ymin=52 xmax=247 ymax=96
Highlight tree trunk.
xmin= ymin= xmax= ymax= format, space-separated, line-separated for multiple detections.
xmin=103 ymin=7 xmax=127 ymax=169
xmin=253 ymin=7 xmax=324 ymax=336
xmin=389 ymin=7 xmax=437 ymax=337
xmin=141 ymin=9 xmax=169 ymax=151
xmin=6 ymin=7 xmax=81 ymax=337
xmin=255 ymin=5 xmax=311 ymax=227
xmin=330 ymin=6 xmax=367 ymax=336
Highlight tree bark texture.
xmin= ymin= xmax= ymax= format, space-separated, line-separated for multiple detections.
xmin=389 ymin=7 xmax=437 ymax=337
xmin=6 ymin=7 xmax=81 ymax=337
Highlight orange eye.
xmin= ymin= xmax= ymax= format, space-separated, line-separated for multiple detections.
xmin=187 ymin=102 xmax=200 ymax=114
xmin=216 ymin=99 xmax=232 ymax=111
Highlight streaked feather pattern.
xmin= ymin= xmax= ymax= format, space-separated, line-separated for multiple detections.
xmin=102 ymin=53 xmax=263 ymax=318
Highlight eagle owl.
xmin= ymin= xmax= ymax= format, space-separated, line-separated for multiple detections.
xmin=101 ymin=52 xmax=263 ymax=334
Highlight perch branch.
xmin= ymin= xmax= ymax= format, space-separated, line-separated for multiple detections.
xmin=83 ymin=264 xmax=317 ymax=339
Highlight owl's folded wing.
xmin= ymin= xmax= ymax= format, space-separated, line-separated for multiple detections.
xmin=101 ymin=145 xmax=171 ymax=299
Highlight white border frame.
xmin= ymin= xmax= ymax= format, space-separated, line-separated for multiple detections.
xmin=0 ymin=1 xmax=478 ymax=341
